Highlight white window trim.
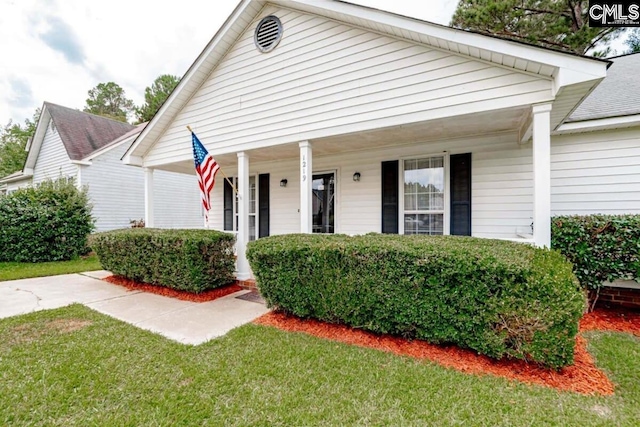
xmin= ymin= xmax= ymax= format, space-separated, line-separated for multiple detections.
xmin=311 ymin=169 xmax=339 ymax=234
xmin=399 ymin=153 xmax=450 ymax=236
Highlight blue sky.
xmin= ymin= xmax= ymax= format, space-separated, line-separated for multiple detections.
xmin=0 ymin=0 xmax=629 ymax=127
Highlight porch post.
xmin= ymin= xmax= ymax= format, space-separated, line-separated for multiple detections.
xmin=236 ymin=151 xmax=251 ymax=280
xmin=532 ymin=103 xmax=552 ymax=248
xmin=299 ymin=141 xmax=312 ymax=233
xmin=143 ymin=167 xmax=154 ymax=228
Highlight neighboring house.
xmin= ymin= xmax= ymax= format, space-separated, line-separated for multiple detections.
xmin=0 ymin=170 xmax=31 ymax=194
xmin=123 ymin=0 xmax=638 ymax=281
xmin=5 ymin=102 xmax=204 ymax=231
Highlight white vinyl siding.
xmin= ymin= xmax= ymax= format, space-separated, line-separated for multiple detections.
xmin=550 ymin=127 xmax=640 ymax=215
xmin=5 ymin=179 xmax=32 ymax=192
xmin=144 ymin=7 xmax=552 ymax=166
xmin=203 ymin=127 xmax=640 ymax=239
xmin=81 ymin=141 xmax=204 ymax=232
xmin=33 ymin=119 xmax=76 ymax=184
xmin=207 ymin=132 xmax=535 ymax=239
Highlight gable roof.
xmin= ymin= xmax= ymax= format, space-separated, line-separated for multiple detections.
xmin=84 ymin=122 xmax=147 ymax=161
xmin=45 ymin=102 xmax=136 ymax=160
xmin=124 ymin=0 xmax=610 ymax=165
xmin=567 ymin=53 xmax=640 ymax=122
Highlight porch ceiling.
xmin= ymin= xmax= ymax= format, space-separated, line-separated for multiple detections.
xmin=151 ymin=106 xmax=528 ymax=175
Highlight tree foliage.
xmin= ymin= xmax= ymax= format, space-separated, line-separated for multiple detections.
xmin=84 ymin=82 xmax=135 ymax=123
xmin=451 ymin=0 xmax=623 ymax=56
xmin=626 ymin=29 xmax=640 ymax=54
xmin=0 ymin=109 xmax=40 ymax=177
xmin=135 ymin=74 xmax=181 ymax=123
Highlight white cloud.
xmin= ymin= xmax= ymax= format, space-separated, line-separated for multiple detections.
xmin=0 ymin=0 xmax=458 ymax=125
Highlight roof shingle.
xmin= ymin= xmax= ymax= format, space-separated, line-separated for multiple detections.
xmin=568 ymin=53 xmax=640 ymax=122
xmin=45 ymin=102 xmax=136 ymax=160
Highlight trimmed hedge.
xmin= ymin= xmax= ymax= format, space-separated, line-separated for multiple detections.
xmin=0 ymin=178 xmax=94 ymax=262
xmin=247 ymin=234 xmax=585 ymax=368
xmin=90 ymin=228 xmax=236 ymax=293
xmin=552 ymin=215 xmax=640 ymax=291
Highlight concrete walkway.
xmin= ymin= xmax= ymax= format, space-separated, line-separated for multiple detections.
xmin=0 ymin=271 xmax=269 ymax=345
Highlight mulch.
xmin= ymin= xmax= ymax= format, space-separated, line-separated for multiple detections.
xmin=255 ymin=308 xmax=640 ymax=396
xmin=103 ymin=275 xmax=243 ymax=303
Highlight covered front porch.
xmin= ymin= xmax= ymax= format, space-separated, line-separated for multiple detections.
xmin=142 ymin=104 xmax=554 ymax=280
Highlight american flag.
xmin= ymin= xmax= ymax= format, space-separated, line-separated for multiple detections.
xmin=191 ymin=132 xmax=220 ymax=215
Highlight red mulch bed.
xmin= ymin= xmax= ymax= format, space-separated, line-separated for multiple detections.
xmin=103 ymin=275 xmax=242 ymax=303
xmin=580 ymin=307 xmax=640 ymax=337
xmin=254 ymin=308 xmax=640 ymax=396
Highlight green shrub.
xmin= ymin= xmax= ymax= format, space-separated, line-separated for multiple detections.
xmin=552 ymin=215 xmax=640 ymax=290
xmin=247 ymin=234 xmax=585 ymax=368
xmin=90 ymin=228 xmax=236 ymax=293
xmin=0 ymin=178 xmax=94 ymax=262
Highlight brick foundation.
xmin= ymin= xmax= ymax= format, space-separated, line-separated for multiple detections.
xmin=596 ymin=286 xmax=640 ymax=310
xmin=236 ymin=279 xmax=258 ymax=291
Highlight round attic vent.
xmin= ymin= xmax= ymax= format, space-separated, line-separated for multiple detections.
xmin=254 ymin=15 xmax=282 ymax=53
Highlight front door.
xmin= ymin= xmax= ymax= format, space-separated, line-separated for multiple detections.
xmin=312 ymin=172 xmax=335 ymax=233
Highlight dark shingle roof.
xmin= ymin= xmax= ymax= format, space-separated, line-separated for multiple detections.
xmin=45 ymin=102 xmax=136 ymax=160
xmin=568 ymin=53 xmax=640 ymax=122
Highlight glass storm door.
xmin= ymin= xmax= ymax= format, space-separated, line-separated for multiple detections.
xmin=312 ymin=172 xmax=335 ymax=233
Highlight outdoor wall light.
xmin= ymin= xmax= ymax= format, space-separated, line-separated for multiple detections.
xmin=280 ymin=179 xmax=288 ymax=187
xmin=352 ymin=172 xmax=361 ymax=182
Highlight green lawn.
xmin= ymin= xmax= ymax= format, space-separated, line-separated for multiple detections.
xmin=0 ymin=254 xmax=101 ymax=282
xmin=0 ymin=305 xmax=638 ymax=426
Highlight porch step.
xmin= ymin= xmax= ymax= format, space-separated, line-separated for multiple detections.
xmin=236 ymin=279 xmax=258 ymax=291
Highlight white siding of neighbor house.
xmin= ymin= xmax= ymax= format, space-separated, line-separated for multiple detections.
xmin=144 ymin=6 xmax=553 ymax=166
xmin=550 ymin=127 xmax=640 ymax=215
xmin=5 ymin=179 xmax=32 ymax=193
xmin=81 ymin=141 xmax=204 ymax=232
xmin=33 ymin=119 xmax=76 ymax=184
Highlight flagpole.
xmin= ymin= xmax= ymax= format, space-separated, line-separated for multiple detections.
xmin=187 ymin=125 xmax=238 ymax=194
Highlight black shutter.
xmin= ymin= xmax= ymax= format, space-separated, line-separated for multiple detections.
xmin=258 ymin=173 xmax=270 ymax=238
xmin=223 ymin=178 xmax=234 ymax=231
xmin=381 ymin=160 xmax=399 ymax=234
xmin=450 ymin=153 xmax=472 ymax=236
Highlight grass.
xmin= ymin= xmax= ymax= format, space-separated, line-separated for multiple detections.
xmin=0 ymin=254 xmax=101 ymax=282
xmin=0 ymin=305 xmax=639 ymax=426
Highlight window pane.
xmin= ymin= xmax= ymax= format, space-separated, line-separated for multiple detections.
xmin=404 ymin=213 xmax=443 ymax=235
xmin=249 ymin=216 xmax=256 ymax=241
xmin=404 ymin=156 xmax=444 ymax=211
xmin=249 ymin=176 xmax=256 ymax=214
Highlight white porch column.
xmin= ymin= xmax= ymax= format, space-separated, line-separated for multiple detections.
xmin=299 ymin=141 xmax=313 ymax=233
xmin=532 ymin=103 xmax=552 ymax=248
xmin=236 ymin=151 xmax=251 ymax=280
xmin=143 ymin=167 xmax=154 ymax=228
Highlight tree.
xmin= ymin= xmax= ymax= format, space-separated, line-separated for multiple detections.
xmin=450 ymin=1 xmax=623 ymax=56
xmin=135 ymin=74 xmax=181 ymax=123
xmin=625 ymin=29 xmax=640 ymax=54
xmin=84 ymin=82 xmax=135 ymax=123
xmin=0 ymin=109 xmax=40 ymax=177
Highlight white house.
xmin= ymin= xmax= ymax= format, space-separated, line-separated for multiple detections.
xmin=0 ymin=102 xmax=204 ymax=231
xmin=122 ymin=0 xmax=639 ymax=281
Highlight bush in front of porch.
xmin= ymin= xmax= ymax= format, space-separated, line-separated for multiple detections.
xmin=247 ymin=234 xmax=585 ymax=369
xmin=90 ymin=228 xmax=236 ymax=293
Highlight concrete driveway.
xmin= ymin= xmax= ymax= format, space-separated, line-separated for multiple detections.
xmin=0 ymin=271 xmax=269 ymax=344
